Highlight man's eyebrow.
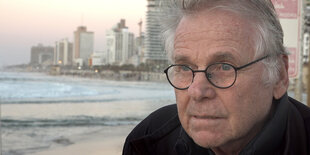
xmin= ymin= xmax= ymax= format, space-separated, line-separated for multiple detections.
xmin=173 ymin=55 xmax=191 ymax=64
xmin=211 ymin=52 xmax=238 ymax=62
xmin=173 ymin=52 xmax=239 ymax=64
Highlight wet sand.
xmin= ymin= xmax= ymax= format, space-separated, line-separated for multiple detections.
xmin=31 ymin=125 xmax=135 ymax=155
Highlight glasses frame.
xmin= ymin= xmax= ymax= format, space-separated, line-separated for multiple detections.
xmin=164 ymin=55 xmax=269 ymax=90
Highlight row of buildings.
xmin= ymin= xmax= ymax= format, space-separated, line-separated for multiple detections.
xmin=30 ymin=0 xmax=167 ymax=69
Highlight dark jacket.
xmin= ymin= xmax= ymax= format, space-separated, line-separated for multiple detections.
xmin=123 ymin=94 xmax=310 ymax=155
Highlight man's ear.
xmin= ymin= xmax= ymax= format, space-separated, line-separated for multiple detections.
xmin=273 ymin=55 xmax=289 ymax=99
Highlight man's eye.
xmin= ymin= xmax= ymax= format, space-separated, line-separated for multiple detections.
xmin=180 ymin=66 xmax=190 ymax=71
xmin=221 ymin=64 xmax=233 ymax=71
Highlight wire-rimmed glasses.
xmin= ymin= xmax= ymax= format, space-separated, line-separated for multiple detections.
xmin=164 ymin=55 xmax=269 ymax=90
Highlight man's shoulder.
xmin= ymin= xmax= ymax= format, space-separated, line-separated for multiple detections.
xmin=286 ymin=96 xmax=310 ymax=154
xmin=288 ymin=96 xmax=310 ymax=137
xmin=126 ymin=104 xmax=180 ymax=140
xmin=288 ymin=97 xmax=310 ymax=119
xmin=123 ymin=104 xmax=181 ymax=155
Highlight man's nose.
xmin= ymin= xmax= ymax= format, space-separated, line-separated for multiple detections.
xmin=187 ymin=72 xmax=216 ymax=101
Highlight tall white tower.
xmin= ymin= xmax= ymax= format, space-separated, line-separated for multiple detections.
xmin=105 ymin=19 xmax=135 ymax=65
xmin=144 ymin=0 xmax=167 ymax=64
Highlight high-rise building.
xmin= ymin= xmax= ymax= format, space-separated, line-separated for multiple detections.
xmin=30 ymin=44 xmax=54 ymax=66
xmin=106 ymin=29 xmax=116 ymax=65
xmin=144 ymin=0 xmax=167 ymax=64
xmin=74 ymin=26 xmax=94 ymax=66
xmin=122 ymin=29 xmax=135 ymax=63
xmin=134 ymin=32 xmax=145 ymax=66
xmin=105 ymin=19 xmax=135 ymax=65
xmin=54 ymin=38 xmax=73 ymax=66
xmin=134 ymin=20 xmax=145 ymax=66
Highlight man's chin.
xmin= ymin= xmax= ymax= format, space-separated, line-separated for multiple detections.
xmin=189 ymin=130 xmax=227 ymax=148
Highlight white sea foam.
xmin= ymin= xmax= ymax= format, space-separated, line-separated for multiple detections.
xmin=0 ymin=72 xmax=175 ymax=103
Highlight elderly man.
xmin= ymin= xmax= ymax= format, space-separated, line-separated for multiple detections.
xmin=123 ymin=0 xmax=310 ymax=154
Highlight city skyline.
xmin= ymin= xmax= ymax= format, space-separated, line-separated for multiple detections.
xmin=0 ymin=0 xmax=147 ymax=67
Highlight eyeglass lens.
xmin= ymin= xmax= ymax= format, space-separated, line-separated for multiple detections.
xmin=166 ymin=64 xmax=236 ymax=89
xmin=167 ymin=65 xmax=193 ymax=89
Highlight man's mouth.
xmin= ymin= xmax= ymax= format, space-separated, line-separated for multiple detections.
xmin=193 ymin=115 xmax=224 ymax=119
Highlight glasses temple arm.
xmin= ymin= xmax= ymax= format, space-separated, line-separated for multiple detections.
xmin=236 ymin=55 xmax=269 ymax=70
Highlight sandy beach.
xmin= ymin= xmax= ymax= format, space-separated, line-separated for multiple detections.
xmin=31 ymin=125 xmax=135 ymax=155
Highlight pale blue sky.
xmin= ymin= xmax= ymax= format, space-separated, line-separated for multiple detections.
xmin=0 ymin=0 xmax=147 ymax=67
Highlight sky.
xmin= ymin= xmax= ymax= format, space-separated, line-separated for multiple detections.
xmin=0 ymin=0 xmax=147 ymax=67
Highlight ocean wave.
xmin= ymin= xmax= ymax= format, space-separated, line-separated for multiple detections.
xmin=0 ymin=81 xmax=103 ymax=99
xmin=1 ymin=98 xmax=118 ymax=104
xmin=0 ymin=72 xmax=69 ymax=83
xmin=2 ymin=116 xmax=142 ymax=128
xmin=0 ymin=77 xmax=53 ymax=82
xmin=1 ymin=96 xmax=173 ymax=104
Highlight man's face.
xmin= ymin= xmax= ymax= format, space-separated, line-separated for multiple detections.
xmin=174 ymin=10 xmax=276 ymax=149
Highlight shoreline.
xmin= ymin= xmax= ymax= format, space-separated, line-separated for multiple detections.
xmin=30 ymin=125 xmax=135 ymax=155
xmin=1 ymin=67 xmax=167 ymax=83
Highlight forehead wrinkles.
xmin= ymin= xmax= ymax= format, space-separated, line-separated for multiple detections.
xmin=174 ymin=11 xmax=255 ymax=64
xmin=175 ymin=21 xmax=248 ymax=44
xmin=174 ymin=31 xmax=243 ymax=47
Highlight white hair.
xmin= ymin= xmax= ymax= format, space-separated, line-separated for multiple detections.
xmin=160 ymin=0 xmax=289 ymax=85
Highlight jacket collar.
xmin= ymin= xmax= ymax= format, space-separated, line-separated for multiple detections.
xmin=240 ymin=93 xmax=289 ymax=154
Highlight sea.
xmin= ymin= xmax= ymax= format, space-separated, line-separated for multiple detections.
xmin=0 ymin=71 xmax=176 ymax=155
